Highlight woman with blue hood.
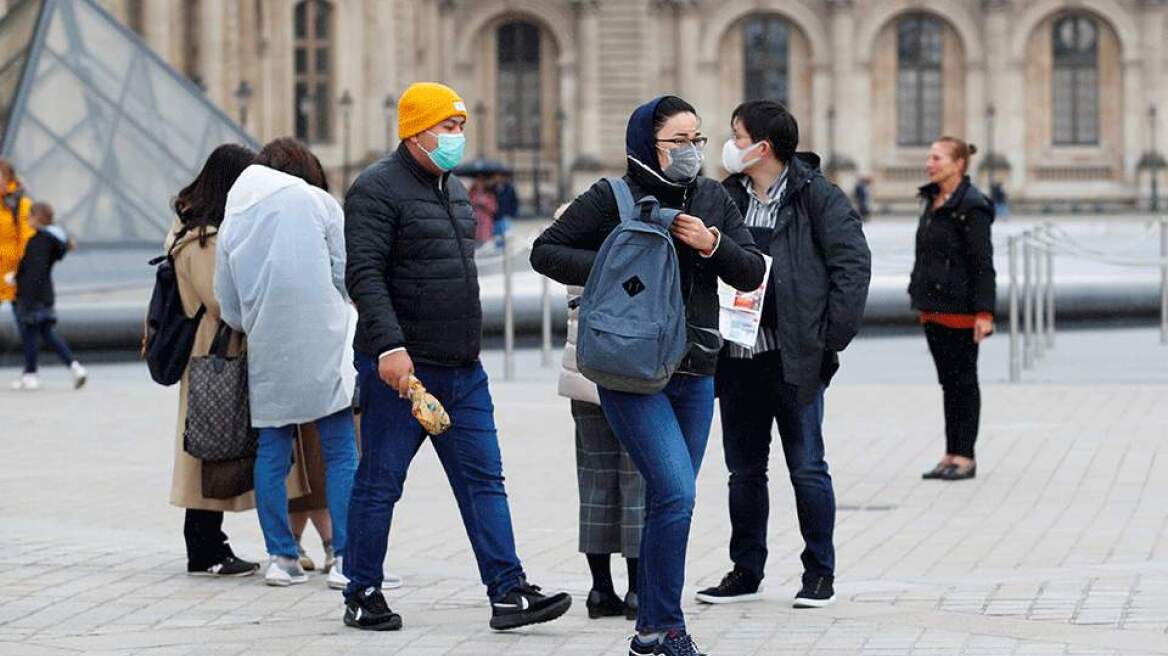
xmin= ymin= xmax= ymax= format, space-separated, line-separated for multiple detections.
xmin=532 ymin=96 xmax=766 ymax=656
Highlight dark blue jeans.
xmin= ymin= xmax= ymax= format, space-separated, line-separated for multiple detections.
xmin=716 ymin=351 xmax=835 ymax=580
xmin=17 ymin=316 xmax=74 ymax=374
xmin=598 ymin=374 xmax=715 ymax=634
xmin=344 ymin=354 xmax=525 ymax=602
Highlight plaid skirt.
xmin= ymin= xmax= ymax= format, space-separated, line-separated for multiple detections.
xmin=571 ymin=400 xmax=645 ymax=557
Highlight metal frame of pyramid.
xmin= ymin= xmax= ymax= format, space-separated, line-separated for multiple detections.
xmin=0 ymin=0 xmax=257 ymax=247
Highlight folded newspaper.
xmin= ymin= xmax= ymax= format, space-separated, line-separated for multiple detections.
xmin=717 ymin=254 xmax=773 ymax=348
xmin=407 ymin=375 xmax=451 ymax=435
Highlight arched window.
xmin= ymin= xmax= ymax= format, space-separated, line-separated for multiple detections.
xmin=742 ymin=15 xmax=789 ymax=104
xmin=294 ymin=0 xmax=333 ymax=143
xmin=896 ymin=14 xmax=943 ymax=146
xmin=1052 ymin=15 xmax=1098 ymax=145
xmin=496 ymin=21 xmax=541 ymax=149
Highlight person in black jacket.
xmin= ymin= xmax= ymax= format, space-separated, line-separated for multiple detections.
xmin=910 ymin=137 xmax=996 ymax=482
xmin=531 ymin=95 xmax=766 ymax=656
xmin=9 ymin=202 xmax=86 ymax=390
xmin=695 ymin=101 xmax=871 ymax=610
xmin=342 ymin=82 xmax=571 ymax=633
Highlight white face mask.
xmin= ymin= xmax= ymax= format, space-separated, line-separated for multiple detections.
xmin=721 ymin=138 xmax=764 ymax=174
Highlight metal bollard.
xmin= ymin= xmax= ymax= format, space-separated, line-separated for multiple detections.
xmin=503 ymin=231 xmax=515 ymax=380
xmin=1023 ymin=231 xmax=1034 ymax=369
xmin=1008 ymin=235 xmax=1020 ymax=382
xmin=1033 ymin=233 xmax=1045 ymax=361
xmin=1051 ymin=222 xmax=1060 ymax=350
xmin=540 ymin=274 xmax=552 ymax=367
xmin=1160 ymin=218 xmax=1167 ymax=346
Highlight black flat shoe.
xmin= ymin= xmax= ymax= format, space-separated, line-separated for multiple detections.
xmin=940 ymin=463 xmax=976 ymax=480
xmin=922 ymin=462 xmax=950 ymax=479
xmin=586 ymin=589 xmax=626 ymax=619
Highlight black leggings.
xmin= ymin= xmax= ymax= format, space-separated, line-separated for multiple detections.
xmin=183 ymin=509 xmax=235 ymax=571
xmin=923 ymin=323 xmax=981 ymax=459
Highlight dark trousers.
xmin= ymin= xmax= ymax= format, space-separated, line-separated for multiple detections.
xmin=345 ymin=354 xmax=525 ymax=602
xmin=183 ymin=509 xmax=234 ymax=571
xmin=923 ymin=323 xmax=981 ymax=459
xmin=18 ymin=319 xmax=74 ymax=373
xmin=717 ymin=351 xmax=835 ymax=580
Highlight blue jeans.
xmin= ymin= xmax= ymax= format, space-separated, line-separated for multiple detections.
xmin=344 ymin=355 xmax=525 ymax=602
xmin=255 ymin=408 xmax=358 ymax=559
xmin=716 ymin=351 xmax=835 ymax=580
xmin=18 ymin=319 xmax=74 ymax=373
xmin=598 ymin=374 xmax=715 ymax=634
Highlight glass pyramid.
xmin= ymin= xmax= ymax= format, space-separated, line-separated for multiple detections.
xmin=0 ymin=0 xmax=255 ymax=246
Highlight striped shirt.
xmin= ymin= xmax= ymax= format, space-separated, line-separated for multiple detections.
xmin=726 ymin=170 xmax=788 ymax=359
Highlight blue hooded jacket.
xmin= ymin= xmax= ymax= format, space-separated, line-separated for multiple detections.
xmin=625 ymin=95 xmax=671 ymax=178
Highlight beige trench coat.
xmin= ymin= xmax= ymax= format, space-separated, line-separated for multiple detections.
xmin=166 ymin=222 xmax=310 ymax=511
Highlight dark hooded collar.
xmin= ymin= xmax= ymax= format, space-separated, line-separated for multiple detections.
xmin=918 ymin=175 xmax=972 ymax=209
xmin=396 ymin=140 xmax=449 ymax=188
xmin=624 ymin=95 xmax=696 ymax=206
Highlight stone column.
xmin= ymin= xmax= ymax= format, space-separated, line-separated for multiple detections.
xmin=828 ymin=0 xmax=856 ymax=169
xmin=573 ymin=0 xmax=601 ymax=167
xmin=988 ymin=0 xmax=1025 ymax=191
xmin=198 ymin=0 xmax=226 ymax=110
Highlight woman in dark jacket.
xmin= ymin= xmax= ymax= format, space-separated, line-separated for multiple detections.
xmin=532 ymin=95 xmax=765 ymax=656
xmin=909 ymin=136 xmax=996 ymax=482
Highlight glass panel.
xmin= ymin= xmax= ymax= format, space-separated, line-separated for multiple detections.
xmin=294 ymin=1 xmax=307 ymax=38
xmin=896 ymin=14 xmax=943 ymax=146
xmin=0 ymin=0 xmax=45 ymax=136
xmin=315 ymin=46 xmax=328 ymax=74
xmin=315 ymin=1 xmax=331 ymax=40
xmin=294 ymin=47 xmax=306 ymax=73
xmin=1075 ymin=69 xmax=1098 ymax=144
xmin=743 ymin=15 xmax=789 ymax=104
xmin=314 ymin=81 xmax=330 ymax=141
xmin=1052 ymin=14 xmax=1100 ymax=145
xmin=1052 ymin=68 xmax=1073 ymax=144
xmin=295 ymin=81 xmax=309 ymax=139
xmin=496 ymin=21 xmax=541 ymax=149
xmin=1 ymin=0 xmax=254 ymax=248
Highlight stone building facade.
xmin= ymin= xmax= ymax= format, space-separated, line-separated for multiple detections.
xmin=10 ymin=0 xmax=1164 ymax=212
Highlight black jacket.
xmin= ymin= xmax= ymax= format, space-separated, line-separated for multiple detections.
xmin=15 ymin=228 xmax=69 ymax=307
xmin=720 ymin=153 xmax=872 ymax=402
xmin=530 ymin=161 xmax=766 ymax=377
xmin=344 ymin=143 xmax=482 ymax=365
xmin=909 ymin=176 xmax=996 ymax=315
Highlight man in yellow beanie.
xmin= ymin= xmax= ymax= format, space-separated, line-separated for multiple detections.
xmin=341 ymin=82 xmax=572 ymax=633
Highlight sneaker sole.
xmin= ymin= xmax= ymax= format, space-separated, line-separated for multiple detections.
xmin=793 ymin=595 xmax=836 ymax=608
xmin=188 ymin=568 xmax=258 ymax=578
xmin=489 ymin=595 xmax=573 ymax=631
xmin=344 ymin=613 xmax=403 ymax=631
xmin=265 ymin=576 xmax=308 ymax=587
xmin=694 ymin=590 xmax=763 ymax=604
xmin=327 ymin=578 xmax=348 ymax=590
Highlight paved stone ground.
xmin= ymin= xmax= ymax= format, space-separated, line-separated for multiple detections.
xmin=1 ymin=327 xmax=1166 ymax=655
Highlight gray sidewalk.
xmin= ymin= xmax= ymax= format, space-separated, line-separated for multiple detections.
xmin=1 ymin=328 xmax=1167 ymax=655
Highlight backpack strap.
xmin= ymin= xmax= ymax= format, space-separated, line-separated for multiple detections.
xmin=604 ymin=177 xmax=637 ymax=222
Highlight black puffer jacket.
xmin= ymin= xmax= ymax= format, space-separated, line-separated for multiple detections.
xmin=344 ymin=143 xmax=481 ymax=365
xmin=721 ymin=152 xmax=872 ymax=403
xmin=909 ymin=176 xmax=996 ymax=315
xmin=530 ymin=162 xmax=766 ymax=377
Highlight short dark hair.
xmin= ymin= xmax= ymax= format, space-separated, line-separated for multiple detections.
xmin=255 ymin=137 xmax=329 ymax=191
xmin=30 ymin=202 xmax=53 ymax=223
xmin=653 ymin=96 xmax=698 ymax=134
xmin=731 ymin=101 xmax=799 ymax=164
xmin=174 ymin=143 xmax=255 ymax=246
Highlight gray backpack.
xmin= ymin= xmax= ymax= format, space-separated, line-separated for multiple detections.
xmin=576 ymin=177 xmax=688 ymax=394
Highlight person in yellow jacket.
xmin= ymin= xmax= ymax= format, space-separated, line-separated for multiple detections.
xmin=1 ymin=160 xmax=35 ymax=306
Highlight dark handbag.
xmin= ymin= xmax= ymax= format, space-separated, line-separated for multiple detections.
xmin=183 ymin=321 xmax=257 ymax=462
xmin=143 ymin=231 xmax=206 ymax=386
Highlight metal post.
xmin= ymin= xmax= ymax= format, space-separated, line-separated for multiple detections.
xmin=503 ymin=231 xmax=515 ymax=380
xmin=1023 ymin=231 xmax=1034 ymax=369
xmin=1008 ymin=235 xmax=1020 ymax=382
xmin=1045 ymin=223 xmax=1056 ymax=348
xmin=541 ymin=275 xmax=552 ymax=367
xmin=1034 ymin=234 xmax=1045 ymax=360
xmin=1160 ymin=218 xmax=1167 ymax=345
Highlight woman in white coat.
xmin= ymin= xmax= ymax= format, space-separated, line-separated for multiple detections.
xmin=215 ymin=138 xmax=358 ymax=588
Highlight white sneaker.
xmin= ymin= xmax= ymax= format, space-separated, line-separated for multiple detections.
xmin=327 ymin=556 xmax=349 ymax=590
xmin=10 ymin=373 xmax=39 ymax=391
xmin=70 ymin=362 xmax=87 ymax=389
xmin=384 ymin=572 xmax=404 ymax=590
xmin=264 ymin=556 xmax=308 ymax=587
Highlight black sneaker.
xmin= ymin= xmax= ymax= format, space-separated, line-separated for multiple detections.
xmin=343 ymin=586 xmax=403 ymax=631
xmin=586 ymin=588 xmax=626 ymax=619
xmin=694 ymin=568 xmax=762 ymax=604
xmin=793 ymin=573 xmax=835 ymax=608
xmin=187 ymin=555 xmax=259 ymax=577
xmin=489 ymin=577 xmax=572 ymax=630
xmin=658 ymin=630 xmax=706 ymax=656
xmin=628 ymin=633 xmax=657 ymax=656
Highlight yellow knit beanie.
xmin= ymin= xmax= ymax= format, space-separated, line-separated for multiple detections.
xmin=398 ymin=82 xmax=469 ymax=140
